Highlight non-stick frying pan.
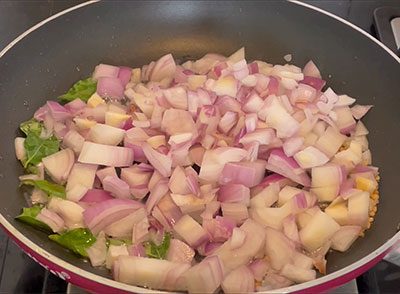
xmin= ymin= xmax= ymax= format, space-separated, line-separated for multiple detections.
xmin=0 ymin=1 xmax=399 ymax=293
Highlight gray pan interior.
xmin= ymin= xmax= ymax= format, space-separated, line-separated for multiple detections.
xmin=0 ymin=0 xmax=399 ymax=284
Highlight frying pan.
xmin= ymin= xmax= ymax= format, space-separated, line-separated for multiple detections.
xmin=0 ymin=0 xmax=399 ymax=293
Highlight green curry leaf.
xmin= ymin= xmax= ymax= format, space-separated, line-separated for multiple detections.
xmin=59 ymin=78 xmax=97 ymax=102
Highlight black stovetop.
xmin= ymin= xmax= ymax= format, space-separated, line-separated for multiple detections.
xmin=1 ymin=0 xmax=400 ymax=293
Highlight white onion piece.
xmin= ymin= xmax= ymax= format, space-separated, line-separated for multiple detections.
xmin=249 ymin=259 xmax=270 ymax=282
xmin=89 ymin=124 xmax=125 ymax=146
xmin=168 ymin=166 xmax=191 ymax=195
xmin=280 ymin=263 xmax=316 ymax=283
xmin=103 ymin=175 xmax=130 ymax=199
xmin=149 ymin=54 xmax=176 ymax=82
xmin=34 ymin=104 xmax=49 ymax=121
xmin=355 ymin=121 xmax=369 ymax=136
xmin=46 ymin=101 xmax=71 ymax=121
xmin=79 ymin=142 xmax=134 ymax=167
xmin=104 ymin=208 xmax=146 ymax=238
xmin=221 ymin=265 xmax=255 ymax=294
xmin=347 ymin=191 xmax=370 ymax=228
xmin=36 ymin=208 xmax=65 ymax=232
xmin=239 ymin=128 xmax=275 ymax=145
xmin=230 ymin=227 xmax=246 ymax=250
xmin=127 ymin=244 xmax=147 ymax=257
xmin=212 ymin=219 xmax=265 ymax=272
xmin=163 ymin=86 xmax=188 ymax=110
xmin=183 ymin=256 xmax=224 ymax=294
xmin=264 ymin=227 xmax=296 ymax=270
xmin=221 ymin=203 xmax=249 ymax=225
xmin=66 ymin=163 xmax=97 ymax=202
xmin=314 ymin=126 xmax=346 ymax=158
xmin=174 ymin=215 xmax=209 ymax=248
xmin=266 ymin=149 xmax=311 ymax=187
xmin=166 ymin=239 xmax=195 ymax=264
xmin=336 ymin=94 xmax=356 ymax=107
xmin=96 ymin=167 xmax=117 ymax=184
xmin=83 ymin=198 xmax=144 ymax=234
xmin=161 ymin=108 xmax=196 ymax=136
xmin=334 ymin=106 xmax=356 ymax=134
xmin=120 ymin=165 xmax=152 ymax=194
xmin=218 ymin=184 xmax=250 ymax=206
xmin=351 ymin=104 xmax=373 ymax=120
xmin=86 ymin=231 xmax=107 ymax=267
xmin=203 ymin=216 xmax=236 ymax=243
xmin=106 ymin=245 xmax=129 ymax=269
xmin=145 ymin=178 xmax=169 ymax=213
xmin=316 ymin=88 xmax=339 ymax=115
xmin=132 ymin=216 xmax=150 ymax=244
xmin=42 ymin=148 xmax=74 ymax=184
xmin=80 ymin=189 xmax=113 ymax=203
xmin=14 ymin=137 xmax=26 ymax=161
xmin=299 ymin=210 xmax=340 ymax=252
xmin=92 ymin=64 xmax=119 ymax=80
xmin=331 ymin=225 xmax=362 ymax=252
xmin=142 ymin=142 xmax=171 ymax=177
xmin=97 ymin=77 xmax=125 ymax=99
xmin=303 ymin=60 xmax=321 ymax=78
xmin=283 ymin=214 xmax=301 ymax=245
xmin=259 ymin=96 xmax=300 ymax=138
xmin=311 ymin=164 xmax=344 ymax=202
xmin=250 ymin=182 xmax=280 ymax=209
xmin=153 ymin=194 xmax=183 ymax=230
xmin=199 ymin=147 xmax=247 ymax=182
xmin=47 ymin=197 xmax=85 ymax=230
xmin=293 ymin=146 xmax=329 ymax=169
xmin=63 ymin=130 xmax=85 ymax=154
xmin=283 ymin=137 xmax=304 ymax=157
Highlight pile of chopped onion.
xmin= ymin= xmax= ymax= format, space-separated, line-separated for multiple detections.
xmin=15 ymin=48 xmax=379 ymax=293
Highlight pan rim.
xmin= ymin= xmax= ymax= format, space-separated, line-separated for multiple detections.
xmin=1 ymin=0 xmax=399 ymax=293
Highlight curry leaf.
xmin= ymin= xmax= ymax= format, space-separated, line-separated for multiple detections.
xmin=20 ymin=118 xmax=43 ymax=136
xmin=49 ymin=228 xmax=96 ymax=258
xmin=23 ymin=130 xmax=59 ymax=168
xmin=22 ymin=179 xmax=66 ymax=199
xmin=143 ymin=233 xmax=171 ymax=259
xmin=59 ymin=78 xmax=97 ymax=102
xmin=15 ymin=206 xmax=51 ymax=232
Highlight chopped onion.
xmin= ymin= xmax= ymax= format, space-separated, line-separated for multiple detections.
xmin=199 ymin=147 xmax=248 ymax=182
xmin=266 ymin=149 xmax=311 ymax=187
xmin=299 ymin=210 xmax=340 ymax=252
xmin=36 ymin=208 xmax=65 ymax=232
xmin=63 ymin=130 xmax=85 ymax=154
xmin=166 ymin=239 xmax=195 ymax=264
xmin=114 ymin=256 xmax=190 ymax=291
xmin=183 ymin=256 xmax=224 ymax=294
xmin=173 ymin=214 xmax=209 ymax=248
xmin=79 ymin=142 xmax=134 ymax=167
xmin=351 ymin=104 xmax=373 ymax=120
xmin=103 ymin=175 xmax=131 ymax=199
xmin=42 ymin=148 xmax=74 ymax=184
xmin=293 ymin=146 xmax=329 ymax=169
xmin=47 ymin=101 xmax=71 ymax=121
xmin=145 ymin=178 xmax=169 ymax=213
xmin=80 ymin=189 xmax=114 ymax=203
xmin=302 ymin=60 xmax=321 ymax=78
xmin=83 ymin=198 xmax=144 ymax=234
xmin=66 ymin=163 xmax=98 ymax=202
xmin=218 ymin=184 xmax=250 ymax=206
xmin=89 ymin=123 xmax=125 ymax=146
xmin=97 ymin=77 xmax=125 ymax=99
xmin=222 ymin=265 xmax=255 ymax=293
xmin=93 ymin=64 xmax=119 ymax=80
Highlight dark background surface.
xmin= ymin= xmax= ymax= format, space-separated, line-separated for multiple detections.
xmin=0 ymin=0 xmax=400 ymax=293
